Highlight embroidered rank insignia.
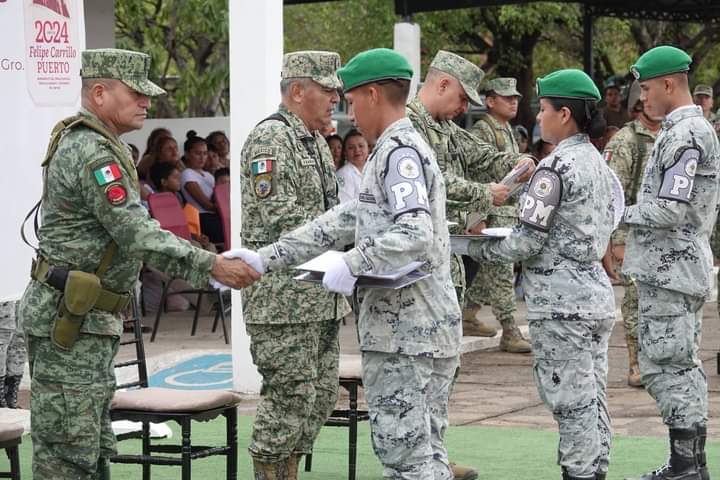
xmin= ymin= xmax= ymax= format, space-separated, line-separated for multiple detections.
xmin=255 ymin=173 xmax=272 ymax=198
xmin=252 ymin=159 xmax=273 ymax=175
xmin=105 ymin=183 xmax=127 ymax=206
xmin=94 ymin=163 xmax=122 ymax=186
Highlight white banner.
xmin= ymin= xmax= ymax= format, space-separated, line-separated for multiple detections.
xmin=0 ymin=0 xmax=85 ymax=301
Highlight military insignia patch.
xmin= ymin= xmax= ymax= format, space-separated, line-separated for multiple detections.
xmin=94 ymin=163 xmax=122 ymax=186
xmin=603 ymin=150 xmax=613 ymax=163
xmin=397 ymin=156 xmax=420 ymax=179
xmin=255 ymin=173 xmax=272 ymax=198
xmin=533 ymin=176 xmax=554 ymax=198
xmin=105 ymin=183 xmax=127 ymax=206
xmin=252 ymin=159 xmax=273 ymax=174
xmin=658 ymin=147 xmax=699 ymax=203
xmin=520 ymin=167 xmax=562 ymax=232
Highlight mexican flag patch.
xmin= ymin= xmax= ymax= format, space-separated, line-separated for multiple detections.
xmin=252 ymin=159 xmax=273 ymax=175
xmin=94 ymin=163 xmax=122 ymax=186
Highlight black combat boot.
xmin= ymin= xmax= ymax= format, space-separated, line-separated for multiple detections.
xmin=0 ymin=376 xmax=6 ymax=408
xmin=596 ymin=472 xmax=607 ymax=480
xmin=4 ymin=375 xmax=21 ymax=408
xmin=695 ymin=424 xmax=709 ymax=480
xmin=627 ymin=427 xmax=700 ymax=480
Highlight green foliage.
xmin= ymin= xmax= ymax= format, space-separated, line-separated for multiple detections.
xmin=116 ymin=0 xmax=229 ymax=118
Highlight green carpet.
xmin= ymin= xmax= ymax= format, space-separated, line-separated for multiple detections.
xmin=1 ymin=416 xmax=717 ymax=479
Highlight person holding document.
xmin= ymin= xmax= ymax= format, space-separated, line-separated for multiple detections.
xmin=235 ymin=48 xmax=462 ymax=480
xmin=460 ymin=69 xmax=617 ymax=480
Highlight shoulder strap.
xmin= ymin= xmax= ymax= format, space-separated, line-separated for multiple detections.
xmin=476 ymin=113 xmax=505 ymax=150
xmin=629 ymin=123 xmax=647 ymax=203
xmin=95 ymin=241 xmax=117 ymax=278
xmin=257 ymin=112 xmax=291 ymax=128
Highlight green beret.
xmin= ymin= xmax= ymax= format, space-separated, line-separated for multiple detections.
xmin=81 ymin=48 xmax=166 ymax=97
xmin=536 ymin=69 xmax=601 ymax=101
xmin=337 ymin=48 xmax=413 ymax=93
xmin=631 ymin=45 xmax=691 ymax=81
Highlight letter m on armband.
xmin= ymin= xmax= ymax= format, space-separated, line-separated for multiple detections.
xmin=520 ymin=168 xmax=562 ymax=232
xmin=658 ymin=147 xmax=699 ymax=203
xmin=384 ymin=146 xmax=431 ymax=218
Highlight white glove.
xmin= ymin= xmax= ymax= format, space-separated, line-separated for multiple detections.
xmin=322 ymin=256 xmax=357 ymax=296
xmin=222 ymin=248 xmax=265 ymax=274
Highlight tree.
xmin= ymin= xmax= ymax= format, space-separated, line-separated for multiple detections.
xmin=116 ymin=0 xmax=229 ymax=118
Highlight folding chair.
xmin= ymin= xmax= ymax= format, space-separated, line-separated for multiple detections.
xmin=146 ymin=192 xmax=230 ymax=344
xmin=110 ymin=294 xmax=240 ymax=480
xmin=304 ymin=354 xmax=368 ymax=480
xmin=0 ymin=423 xmax=23 ymax=480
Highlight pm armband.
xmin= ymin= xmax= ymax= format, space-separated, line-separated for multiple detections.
xmin=519 ymin=167 xmax=562 ymax=232
xmin=658 ymin=147 xmax=699 ymax=203
xmin=384 ymin=146 xmax=430 ymax=218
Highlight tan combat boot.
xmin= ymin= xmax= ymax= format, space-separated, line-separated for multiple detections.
xmin=462 ymin=306 xmax=497 ymax=337
xmin=450 ymin=462 xmax=479 ymax=480
xmin=499 ymin=326 xmax=531 ymax=353
xmin=626 ymin=335 xmax=642 ymax=388
xmin=287 ymin=453 xmax=301 ymax=480
xmin=253 ymin=458 xmax=289 ymax=480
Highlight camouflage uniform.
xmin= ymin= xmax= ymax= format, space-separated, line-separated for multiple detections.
xmin=258 ymin=115 xmax=462 ymax=479
xmin=406 ymin=53 xmax=523 ymax=310
xmin=468 ymin=133 xmax=617 ymax=477
xmin=465 ymin=78 xmax=527 ymax=348
xmin=240 ymin=51 xmax=351 ymax=470
xmin=604 ymin=119 xmax=656 ymax=339
xmin=18 ymin=49 xmax=215 ymax=480
xmin=623 ymin=105 xmax=720 ymax=429
xmin=0 ymin=300 xmax=26 ymax=408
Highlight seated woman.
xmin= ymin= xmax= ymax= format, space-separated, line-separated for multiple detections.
xmin=336 ymin=129 xmax=369 ymax=203
xmin=206 ymin=130 xmax=230 ymax=169
xmin=180 ymin=131 xmax=223 ymax=244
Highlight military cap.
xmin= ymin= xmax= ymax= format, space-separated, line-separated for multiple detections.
xmin=282 ymin=50 xmax=342 ymax=89
xmin=483 ymin=77 xmax=522 ymax=98
xmin=536 ymin=69 xmax=601 ymax=101
xmin=337 ymin=48 xmax=412 ymax=93
xmin=81 ymin=48 xmax=166 ymax=96
xmin=630 ymin=45 xmax=691 ymax=81
xmin=694 ymin=84 xmax=713 ymax=97
xmin=603 ymin=75 xmax=622 ymax=91
xmin=429 ymin=50 xmax=484 ymax=106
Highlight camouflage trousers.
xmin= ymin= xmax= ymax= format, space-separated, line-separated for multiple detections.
xmin=247 ymin=320 xmax=339 ymax=463
xmin=0 ymin=300 xmax=26 ymax=377
xmin=27 ymin=333 xmax=119 ymax=479
xmin=362 ymin=351 xmax=459 ymax=480
xmin=529 ymin=317 xmax=614 ymax=477
xmin=636 ymin=282 xmax=708 ymax=428
xmin=466 ymin=261 xmax=518 ymax=330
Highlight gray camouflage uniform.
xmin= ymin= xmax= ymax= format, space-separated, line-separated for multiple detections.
xmin=604 ymin=120 xmax=656 ymax=339
xmin=258 ymin=117 xmax=462 ymax=480
xmin=468 ymin=134 xmax=616 ymax=477
xmin=0 ymin=300 xmax=26 ymax=402
xmin=240 ymin=51 xmax=351 ymax=467
xmin=623 ymin=105 xmax=720 ymax=429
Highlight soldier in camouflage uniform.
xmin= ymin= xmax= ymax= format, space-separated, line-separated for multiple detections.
xmin=18 ymin=48 xmax=259 ymax=480
xmin=603 ymin=79 xmax=661 ymax=388
xmin=623 ymin=46 xmax=719 ymax=480
xmin=465 ymin=77 xmax=531 ymax=353
xmin=237 ymin=48 xmax=462 ymax=480
xmin=464 ymin=69 xmax=617 ymax=480
xmin=239 ymin=51 xmax=351 ymax=479
xmin=407 ymin=51 xmax=534 ymax=344
xmin=0 ymin=300 xmax=25 ymax=408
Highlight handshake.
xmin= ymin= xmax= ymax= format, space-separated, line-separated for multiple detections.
xmin=209 ymin=248 xmax=358 ymax=295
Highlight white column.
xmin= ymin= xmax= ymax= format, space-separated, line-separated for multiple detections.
xmin=393 ymin=21 xmax=421 ymax=99
xmin=84 ymin=0 xmax=115 ymax=48
xmin=228 ymin=0 xmax=283 ymax=393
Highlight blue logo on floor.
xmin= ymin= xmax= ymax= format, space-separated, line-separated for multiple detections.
xmin=149 ymin=354 xmax=233 ymax=390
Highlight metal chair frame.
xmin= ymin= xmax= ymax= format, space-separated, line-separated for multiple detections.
xmin=0 ymin=435 xmax=21 ymax=480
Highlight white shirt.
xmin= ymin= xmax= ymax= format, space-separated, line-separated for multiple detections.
xmin=336 ymin=163 xmax=363 ymax=203
xmin=181 ymin=168 xmax=215 ymax=213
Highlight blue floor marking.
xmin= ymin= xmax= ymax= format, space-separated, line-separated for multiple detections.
xmin=149 ymin=354 xmax=233 ymax=390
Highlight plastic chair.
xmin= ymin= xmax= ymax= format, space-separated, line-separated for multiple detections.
xmin=110 ymin=294 xmax=240 ymax=480
xmin=213 ymin=183 xmax=231 ymax=250
xmin=0 ymin=422 xmax=23 ymax=479
xmin=146 ymin=193 xmax=230 ymax=344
